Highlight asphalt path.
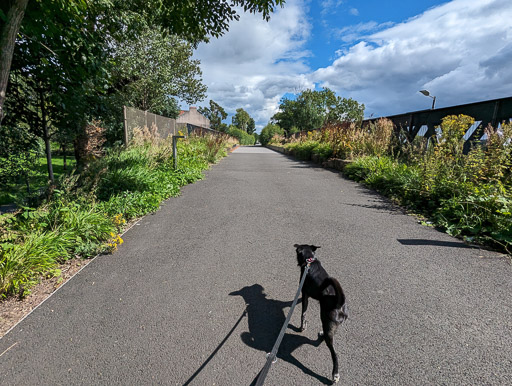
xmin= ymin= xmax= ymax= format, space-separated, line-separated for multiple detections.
xmin=0 ymin=146 xmax=511 ymax=385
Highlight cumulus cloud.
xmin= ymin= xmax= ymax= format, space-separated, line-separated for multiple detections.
xmin=193 ymin=0 xmax=512 ymax=130
xmin=312 ymin=0 xmax=512 ymax=116
xmin=193 ymin=0 xmax=313 ymax=129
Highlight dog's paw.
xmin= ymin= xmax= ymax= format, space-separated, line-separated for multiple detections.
xmin=300 ymin=321 xmax=307 ymax=332
xmin=319 ymin=330 xmax=324 ymax=337
xmin=332 ymin=373 xmax=340 ymax=383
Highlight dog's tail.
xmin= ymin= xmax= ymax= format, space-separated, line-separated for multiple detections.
xmin=321 ymin=277 xmax=348 ymax=319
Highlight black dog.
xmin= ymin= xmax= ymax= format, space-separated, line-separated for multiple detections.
xmin=294 ymin=244 xmax=348 ymax=384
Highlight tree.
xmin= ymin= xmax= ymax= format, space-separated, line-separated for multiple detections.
xmin=0 ymin=0 xmax=284 ymax=126
xmin=198 ymin=100 xmax=228 ymax=132
xmin=4 ymin=0 xmax=109 ymax=181
xmin=247 ymin=117 xmax=256 ymax=135
xmin=232 ymin=108 xmax=251 ymax=132
xmin=112 ymin=26 xmax=207 ymax=116
xmin=0 ymin=0 xmax=29 ymax=124
xmin=132 ymin=0 xmax=285 ymax=45
xmin=272 ymin=88 xmax=365 ymax=134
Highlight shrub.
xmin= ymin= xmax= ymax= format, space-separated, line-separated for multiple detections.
xmin=0 ymin=133 xmax=231 ymax=297
xmin=227 ymin=126 xmax=255 ymax=145
xmin=260 ymin=123 xmax=285 ymax=146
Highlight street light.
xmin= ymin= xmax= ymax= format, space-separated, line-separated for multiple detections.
xmin=419 ymin=90 xmax=436 ymax=109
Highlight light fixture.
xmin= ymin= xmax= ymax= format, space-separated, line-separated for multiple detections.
xmin=419 ymin=90 xmax=436 ymax=109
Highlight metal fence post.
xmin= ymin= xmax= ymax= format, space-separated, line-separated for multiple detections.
xmin=123 ymin=106 xmax=128 ymax=146
xmin=173 ymin=135 xmax=185 ymax=169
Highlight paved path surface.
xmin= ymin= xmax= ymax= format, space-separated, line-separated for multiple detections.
xmin=1 ymin=146 xmax=511 ymax=385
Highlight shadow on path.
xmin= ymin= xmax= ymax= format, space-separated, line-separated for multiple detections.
xmin=183 ymin=309 xmax=247 ymax=385
xmin=398 ymin=238 xmax=474 ymax=249
xmin=229 ymin=284 xmax=331 ymax=385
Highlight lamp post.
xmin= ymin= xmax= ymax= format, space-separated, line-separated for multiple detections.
xmin=419 ymin=90 xmax=436 ymax=109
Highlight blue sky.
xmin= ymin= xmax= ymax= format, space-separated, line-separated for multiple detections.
xmin=193 ymin=0 xmax=512 ymax=131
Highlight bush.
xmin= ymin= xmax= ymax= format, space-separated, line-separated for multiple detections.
xmin=227 ymin=126 xmax=255 ymax=145
xmin=260 ymin=123 xmax=285 ymax=146
xmin=286 ymin=140 xmax=320 ymax=160
xmin=0 ymin=134 xmax=231 ymax=297
xmin=343 ymin=116 xmax=512 ymax=253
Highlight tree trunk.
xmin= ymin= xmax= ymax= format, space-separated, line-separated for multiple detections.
xmin=39 ymin=88 xmax=54 ymax=183
xmin=0 ymin=0 xmax=29 ymax=125
xmin=62 ymin=143 xmax=67 ymax=171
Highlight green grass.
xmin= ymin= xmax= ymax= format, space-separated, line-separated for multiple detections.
xmin=0 ymin=136 xmax=231 ymax=298
xmin=0 ymin=155 xmax=76 ymax=205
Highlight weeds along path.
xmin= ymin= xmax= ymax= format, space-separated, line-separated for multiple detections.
xmin=0 ymin=146 xmax=510 ymax=385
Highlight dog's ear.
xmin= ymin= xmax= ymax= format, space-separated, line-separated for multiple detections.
xmin=294 ymin=244 xmax=302 ymax=250
xmin=311 ymin=245 xmax=321 ymax=251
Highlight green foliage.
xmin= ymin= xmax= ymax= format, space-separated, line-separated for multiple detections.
xmin=259 ymin=123 xmax=284 ymax=146
xmin=0 ymin=230 xmax=71 ymax=297
xmin=285 ymin=140 xmax=333 ymax=161
xmin=271 ymin=88 xmax=365 ymax=133
xmin=247 ymin=117 xmax=256 ymax=135
xmin=0 ymin=126 xmax=44 ymax=193
xmin=275 ymin=113 xmax=512 ymax=255
xmin=232 ymin=108 xmax=252 ymax=132
xmin=227 ymin=126 xmax=256 ymax=145
xmin=344 ymin=156 xmax=422 ymax=205
xmin=198 ymin=100 xmax=228 ymax=132
xmin=342 ymin=115 xmax=512 ymax=254
xmin=112 ymin=25 xmax=207 ymax=113
xmin=0 ymin=136 xmax=230 ymax=297
xmin=134 ymin=0 xmax=285 ymax=45
xmin=286 ymin=141 xmax=319 ymax=160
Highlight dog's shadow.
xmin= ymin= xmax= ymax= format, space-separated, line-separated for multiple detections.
xmin=229 ymin=284 xmax=332 ymax=385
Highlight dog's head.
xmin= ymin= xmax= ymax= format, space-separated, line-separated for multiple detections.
xmin=294 ymin=244 xmax=320 ymax=266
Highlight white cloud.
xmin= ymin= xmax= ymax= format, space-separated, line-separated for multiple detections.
xmin=192 ymin=0 xmax=313 ymax=130
xmin=193 ymin=0 xmax=512 ymax=130
xmin=312 ymin=0 xmax=512 ymax=116
xmin=333 ymin=21 xmax=394 ymax=44
xmin=320 ymin=0 xmax=344 ymax=17
xmin=349 ymin=8 xmax=359 ymax=16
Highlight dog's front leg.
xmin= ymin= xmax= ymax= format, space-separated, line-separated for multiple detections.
xmin=300 ymin=293 xmax=309 ymax=332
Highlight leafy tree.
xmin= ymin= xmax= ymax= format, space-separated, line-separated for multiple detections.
xmin=0 ymin=0 xmax=284 ymax=126
xmin=132 ymin=0 xmax=285 ymax=45
xmin=198 ymin=100 xmax=228 ymax=132
xmin=272 ymin=88 xmax=365 ymax=134
xmin=247 ymin=117 xmax=256 ymax=135
xmin=111 ymin=26 xmax=207 ymax=115
xmin=232 ymin=108 xmax=251 ymax=132
xmin=4 ymin=0 xmax=108 ymax=180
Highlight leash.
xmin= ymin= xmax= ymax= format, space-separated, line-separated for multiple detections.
xmin=254 ymin=261 xmax=312 ymax=386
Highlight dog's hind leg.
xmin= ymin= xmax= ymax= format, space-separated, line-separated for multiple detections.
xmin=300 ymin=293 xmax=309 ymax=332
xmin=323 ymin=322 xmax=340 ymax=383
